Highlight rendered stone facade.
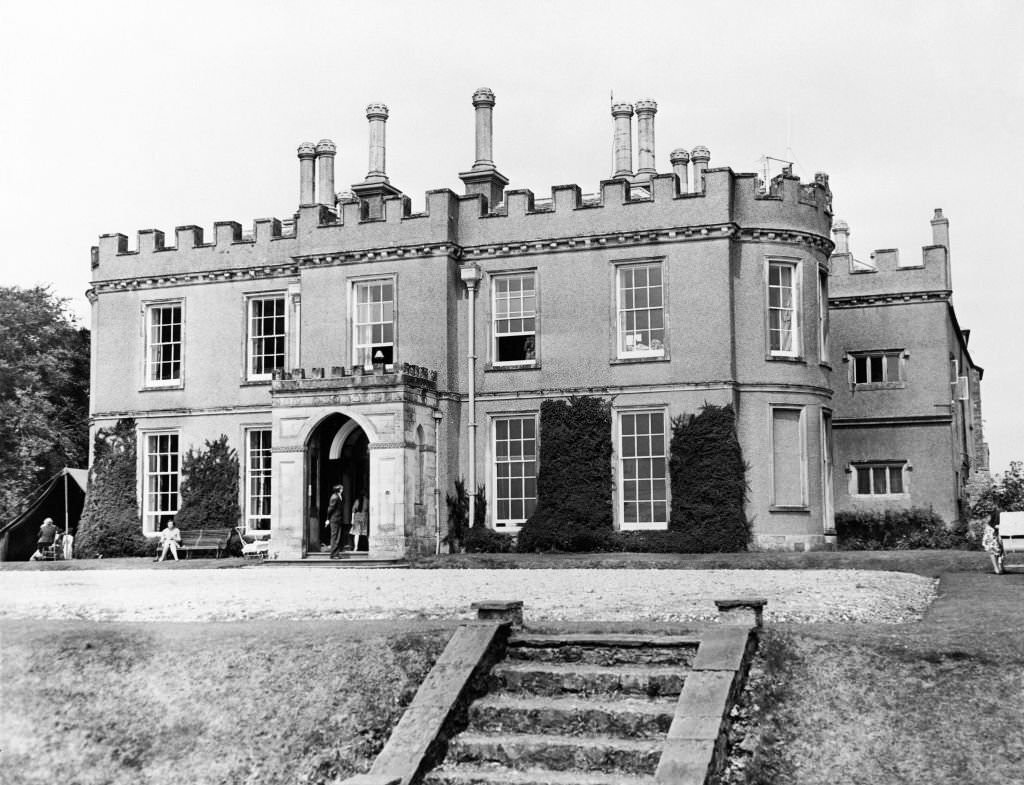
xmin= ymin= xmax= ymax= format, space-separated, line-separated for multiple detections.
xmin=87 ymin=90 xmax=985 ymax=558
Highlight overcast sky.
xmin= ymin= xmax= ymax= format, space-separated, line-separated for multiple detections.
xmin=2 ymin=0 xmax=1021 ymax=472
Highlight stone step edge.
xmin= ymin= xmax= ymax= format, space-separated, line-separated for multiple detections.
xmin=471 ymin=692 xmax=678 ymax=713
xmin=510 ymin=633 xmax=701 ymax=649
xmin=452 ymin=731 xmax=665 ymax=751
xmin=494 ymin=661 xmax=689 ymax=677
xmin=424 ymin=763 xmax=658 ymax=784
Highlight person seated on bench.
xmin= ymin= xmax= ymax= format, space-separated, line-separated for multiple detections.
xmin=30 ymin=517 xmax=58 ymax=561
xmin=156 ymin=519 xmax=182 ymax=562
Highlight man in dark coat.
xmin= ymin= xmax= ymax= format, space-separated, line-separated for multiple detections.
xmin=31 ymin=517 xmax=59 ymax=560
xmin=327 ymin=484 xmax=346 ymax=559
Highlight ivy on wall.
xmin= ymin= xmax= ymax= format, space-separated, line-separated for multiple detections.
xmin=174 ymin=435 xmax=241 ymax=531
xmin=76 ymin=419 xmax=151 ymax=558
xmin=518 ymin=396 xmax=614 ymax=552
xmin=668 ymin=403 xmax=750 ymax=552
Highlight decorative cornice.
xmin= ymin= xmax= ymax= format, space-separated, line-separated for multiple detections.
xmin=293 ymin=242 xmax=460 ymax=268
xmin=91 ymin=264 xmax=302 ymax=295
xmin=832 ymin=414 xmax=953 ymax=428
xmin=829 ymin=290 xmax=951 ymax=309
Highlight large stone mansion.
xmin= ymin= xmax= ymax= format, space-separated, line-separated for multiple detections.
xmin=87 ymin=89 xmax=987 ymax=558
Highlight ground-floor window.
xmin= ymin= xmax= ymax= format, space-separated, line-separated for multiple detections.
xmin=143 ymin=432 xmax=179 ymax=533
xmin=246 ymin=429 xmax=272 ymax=530
xmin=770 ymin=406 xmax=807 ymax=508
xmin=492 ymin=415 xmax=537 ymax=528
xmin=618 ymin=409 xmax=668 ymax=529
xmin=852 ymin=462 xmax=907 ymax=496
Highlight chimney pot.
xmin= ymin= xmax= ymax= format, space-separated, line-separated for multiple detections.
xmin=315 ymin=139 xmax=337 ymax=206
xmin=930 ymin=208 xmax=950 ymax=249
xmin=832 ymin=218 xmax=850 ymax=253
xmin=635 ymin=98 xmax=658 ymax=176
xmin=669 ymin=148 xmax=690 ymax=194
xmin=297 ymin=141 xmax=317 ymax=205
xmin=611 ymin=102 xmax=634 ymax=178
xmin=471 ymin=87 xmax=497 ymax=170
xmin=365 ymin=103 xmax=390 ymax=181
xmin=691 ymin=145 xmax=711 ymax=191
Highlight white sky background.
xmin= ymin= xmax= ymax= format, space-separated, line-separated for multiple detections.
xmin=1 ymin=0 xmax=1021 ymax=472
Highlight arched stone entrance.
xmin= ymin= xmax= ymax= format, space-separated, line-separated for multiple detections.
xmin=306 ymin=414 xmax=370 ymax=554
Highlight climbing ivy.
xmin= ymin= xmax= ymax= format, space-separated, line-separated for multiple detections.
xmin=518 ymin=396 xmax=614 ymax=552
xmin=174 ymin=435 xmax=241 ymax=531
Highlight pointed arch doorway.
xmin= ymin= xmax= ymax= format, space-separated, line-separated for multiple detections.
xmin=305 ymin=413 xmax=370 ymax=555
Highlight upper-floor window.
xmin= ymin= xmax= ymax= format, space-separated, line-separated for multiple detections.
xmin=143 ymin=431 xmax=179 ymax=533
xmin=247 ymin=295 xmax=287 ymax=381
xmin=618 ymin=409 xmax=668 ymax=528
xmin=245 ymin=429 xmax=273 ymax=531
xmin=492 ymin=273 xmax=537 ymax=365
xmin=818 ymin=268 xmax=830 ymax=363
xmin=353 ymin=278 xmax=394 ymax=368
xmin=145 ymin=302 xmax=183 ymax=387
xmin=616 ymin=262 xmax=665 ymax=359
xmin=852 ymin=351 xmax=904 ymax=385
xmin=853 ymin=462 xmax=907 ymax=496
xmin=492 ymin=415 xmax=538 ymax=528
xmin=768 ymin=260 xmax=800 ymax=357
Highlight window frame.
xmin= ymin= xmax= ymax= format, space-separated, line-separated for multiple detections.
xmin=849 ymin=349 xmax=906 ymax=388
xmin=351 ymin=275 xmax=397 ymax=369
xmin=143 ymin=300 xmax=184 ymax=388
xmin=613 ymin=259 xmax=667 ymax=361
xmin=245 ymin=293 xmax=288 ymax=382
xmin=490 ymin=270 xmax=538 ymax=368
xmin=141 ymin=430 xmax=180 ymax=534
xmin=766 ymin=258 xmax=801 ymax=359
xmin=490 ymin=413 xmax=539 ymax=530
xmin=244 ymin=427 xmax=273 ymax=532
xmin=818 ymin=266 xmax=830 ymax=364
xmin=616 ymin=407 xmax=670 ymax=530
xmin=850 ymin=461 xmax=909 ymax=497
xmin=769 ymin=405 xmax=808 ymax=509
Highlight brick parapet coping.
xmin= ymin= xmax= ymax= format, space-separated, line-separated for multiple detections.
xmin=341 ymin=598 xmax=764 ymax=785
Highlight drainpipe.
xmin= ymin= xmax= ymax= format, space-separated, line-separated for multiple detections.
xmin=433 ymin=409 xmax=443 ymax=554
xmin=460 ymin=263 xmax=483 ymax=534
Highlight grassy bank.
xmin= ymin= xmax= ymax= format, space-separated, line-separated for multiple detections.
xmin=0 ymin=619 xmax=452 ymax=785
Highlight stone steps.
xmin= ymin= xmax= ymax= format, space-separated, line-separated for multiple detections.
xmin=469 ymin=693 xmax=676 ymax=738
xmin=423 ymin=630 xmax=700 ymax=783
xmin=446 ymin=732 xmax=664 ymax=774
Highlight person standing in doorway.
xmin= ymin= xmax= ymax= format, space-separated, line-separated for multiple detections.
xmin=327 ymin=484 xmax=346 ymax=559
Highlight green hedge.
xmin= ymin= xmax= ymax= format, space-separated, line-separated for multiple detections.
xmin=835 ymin=507 xmax=972 ymax=550
xmin=75 ymin=419 xmax=152 ymax=558
xmin=174 ymin=435 xmax=240 ymax=531
xmin=517 ymin=396 xmax=613 ymax=552
xmin=668 ymin=403 xmax=750 ymax=552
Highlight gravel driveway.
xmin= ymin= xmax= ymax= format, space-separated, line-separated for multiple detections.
xmin=0 ymin=567 xmax=935 ymax=624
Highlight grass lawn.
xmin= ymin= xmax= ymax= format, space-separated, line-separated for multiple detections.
xmin=0 ymin=619 xmax=452 ymax=785
xmin=3 ymin=550 xmax=1022 ymax=784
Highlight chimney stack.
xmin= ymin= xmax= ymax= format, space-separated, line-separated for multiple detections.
xmin=635 ymin=99 xmax=657 ymax=176
xmin=931 ymin=208 xmax=949 ymax=248
xmin=669 ymin=148 xmax=690 ymax=194
xmin=297 ymin=142 xmax=316 ymax=206
xmin=611 ymin=102 xmax=634 ymax=178
xmin=832 ymin=219 xmax=850 ymax=253
xmin=365 ymin=103 xmax=390 ymax=182
xmin=460 ymin=88 xmax=509 ymax=208
xmin=315 ymin=140 xmax=336 ymax=206
xmin=691 ymin=146 xmax=711 ymax=191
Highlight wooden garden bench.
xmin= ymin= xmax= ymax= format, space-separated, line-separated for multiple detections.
xmin=178 ymin=528 xmax=232 ymax=559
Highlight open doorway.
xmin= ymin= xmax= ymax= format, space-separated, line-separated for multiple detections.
xmin=306 ymin=413 xmax=370 ymax=555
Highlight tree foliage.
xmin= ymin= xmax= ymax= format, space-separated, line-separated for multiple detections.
xmin=76 ymin=419 xmax=151 ymax=557
xmin=518 ymin=396 xmax=614 ymax=552
xmin=174 ymin=435 xmax=241 ymax=530
xmin=0 ymin=286 xmax=90 ymax=520
xmin=970 ymin=461 xmax=1024 ymax=518
xmin=668 ymin=403 xmax=750 ymax=552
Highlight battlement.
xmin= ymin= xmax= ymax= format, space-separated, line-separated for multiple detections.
xmin=92 ymin=167 xmax=833 ymax=283
xmin=829 ymin=210 xmax=952 ymax=299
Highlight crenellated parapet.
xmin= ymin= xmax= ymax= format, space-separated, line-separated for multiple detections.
xmin=92 ymin=164 xmax=833 ymax=289
xmin=829 ymin=210 xmax=952 ymax=304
